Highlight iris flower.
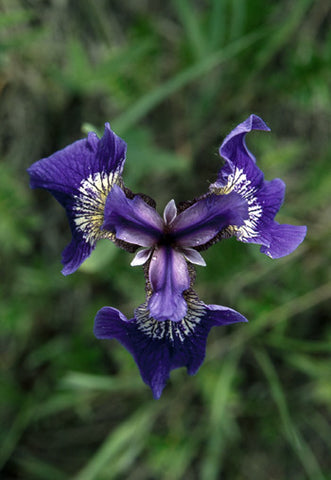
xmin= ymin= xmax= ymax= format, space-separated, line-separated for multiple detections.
xmin=28 ymin=115 xmax=306 ymax=398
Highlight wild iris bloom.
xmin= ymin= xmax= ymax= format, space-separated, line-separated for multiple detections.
xmin=28 ymin=114 xmax=307 ymax=398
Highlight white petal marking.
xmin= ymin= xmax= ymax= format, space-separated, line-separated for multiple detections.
xmin=131 ymin=248 xmax=153 ymax=266
xmin=163 ymin=199 xmax=177 ymax=225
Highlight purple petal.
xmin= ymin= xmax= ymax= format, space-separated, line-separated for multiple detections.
xmin=148 ymin=246 xmax=190 ymax=322
xmin=220 ymin=114 xmax=270 ymax=167
xmin=94 ymin=292 xmax=247 ymax=399
xmin=27 ymin=124 xmax=126 ymax=274
xmin=103 ymin=185 xmax=163 ymax=247
xmin=260 ymin=223 xmax=307 ymax=258
xmin=171 ymin=191 xmax=248 ymax=247
xmin=61 ymin=237 xmax=93 ymax=276
xmin=28 ymin=124 xmax=126 ymax=198
xmin=206 ymin=304 xmax=248 ymax=326
xmin=213 ymin=115 xmax=270 ymax=194
xmin=94 ymin=306 xmax=130 ymax=341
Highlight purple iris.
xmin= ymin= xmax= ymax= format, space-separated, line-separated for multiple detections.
xmin=102 ymin=184 xmax=247 ymax=322
xmin=28 ymin=114 xmax=307 ymax=398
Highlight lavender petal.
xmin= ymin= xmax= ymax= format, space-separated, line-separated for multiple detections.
xmin=171 ymin=191 xmax=248 ymax=247
xmin=103 ymin=185 xmax=163 ymax=247
xmin=148 ymin=246 xmax=190 ymax=322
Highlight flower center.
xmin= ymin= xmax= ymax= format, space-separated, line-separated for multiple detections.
xmin=158 ymin=226 xmax=177 ymax=247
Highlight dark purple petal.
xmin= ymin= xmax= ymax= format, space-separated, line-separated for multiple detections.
xmin=260 ymin=223 xmax=307 ymax=259
xmin=148 ymin=246 xmax=190 ymax=322
xmin=206 ymin=304 xmax=248 ymax=327
xmin=94 ymin=292 xmax=247 ymax=399
xmin=28 ymin=124 xmax=126 ymax=198
xmin=61 ymin=237 xmax=93 ymax=276
xmin=171 ymin=191 xmax=248 ymax=247
xmin=212 ymin=115 xmax=270 ymax=194
xmin=27 ymin=124 xmax=126 ymax=273
xmin=220 ymin=114 xmax=270 ymax=168
xmin=103 ymin=185 xmax=163 ymax=247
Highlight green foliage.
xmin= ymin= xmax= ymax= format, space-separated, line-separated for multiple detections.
xmin=1 ymin=0 xmax=331 ymax=478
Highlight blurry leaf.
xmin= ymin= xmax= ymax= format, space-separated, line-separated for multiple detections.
xmin=124 ymin=127 xmax=188 ymax=188
xmin=74 ymin=404 xmax=160 ymax=480
xmin=53 ymin=37 xmax=152 ymax=101
xmin=113 ymin=27 xmax=267 ymax=133
xmin=0 ymin=9 xmax=33 ymax=30
xmin=254 ymin=348 xmax=325 ymax=480
xmin=0 ymin=399 xmax=33 ymax=471
xmin=61 ymin=371 xmax=143 ymax=393
xmin=200 ymin=349 xmax=242 ymax=480
xmin=0 ymin=163 xmax=39 ymax=256
xmin=172 ymin=0 xmax=206 ymax=60
xmin=79 ymin=240 xmax=118 ymax=274
xmin=16 ymin=455 xmax=67 ymax=480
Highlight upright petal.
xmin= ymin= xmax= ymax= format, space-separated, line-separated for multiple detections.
xmin=94 ymin=291 xmax=247 ymax=399
xmin=148 ymin=246 xmax=190 ymax=322
xmin=219 ymin=114 xmax=270 ymax=174
xmin=27 ymin=124 xmax=126 ymax=274
xmin=210 ymin=115 xmax=306 ymax=257
xmin=171 ymin=191 xmax=248 ymax=247
xmin=103 ymin=185 xmax=163 ymax=247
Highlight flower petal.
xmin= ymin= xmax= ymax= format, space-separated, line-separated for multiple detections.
xmin=210 ymin=115 xmax=307 ymax=257
xmin=130 ymin=248 xmax=153 ymax=266
xmin=171 ymin=191 xmax=248 ymax=247
xmin=181 ymin=247 xmax=206 ymax=266
xmin=219 ymin=114 xmax=270 ymax=170
xmin=148 ymin=246 xmax=190 ymax=322
xmin=163 ymin=199 xmax=177 ymax=225
xmin=27 ymin=124 xmax=126 ymax=274
xmin=94 ymin=291 xmax=247 ymax=399
xmin=260 ymin=223 xmax=307 ymax=259
xmin=103 ymin=185 xmax=163 ymax=247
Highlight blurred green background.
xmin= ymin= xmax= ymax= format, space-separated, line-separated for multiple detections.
xmin=1 ymin=0 xmax=331 ymax=479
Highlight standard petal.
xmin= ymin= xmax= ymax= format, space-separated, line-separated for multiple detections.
xmin=211 ymin=114 xmax=270 ymax=195
xmin=260 ymin=223 xmax=307 ymax=259
xmin=130 ymin=248 xmax=153 ymax=266
xmin=148 ymin=246 xmax=190 ymax=322
xmin=27 ymin=124 xmax=126 ymax=273
xmin=103 ymin=185 xmax=163 ymax=247
xmin=181 ymin=247 xmax=206 ymax=266
xmin=94 ymin=291 xmax=248 ymax=399
xmin=171 ymin=191 xmax=248 ymax=247
xmin=163 ymin=199 xmax=177 ymax=225
xmin=220 ymin=114 xmax=270 ymax=168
